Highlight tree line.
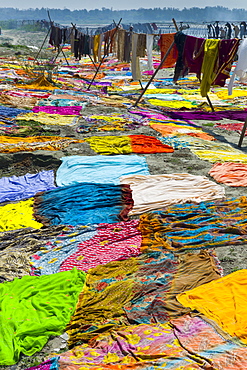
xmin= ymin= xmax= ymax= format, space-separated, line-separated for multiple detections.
xmin=0 ymin=6 xmax=247 ymax=24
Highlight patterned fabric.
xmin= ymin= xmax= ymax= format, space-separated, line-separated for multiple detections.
xmin=24 ymin=358 xmax=59 ymax=370
xmin=32 ymin=106 xmax=82 ymax=115
xmin=139 ymin=197 xmax=247 ymax=251
xmin=0 ymin=135 xmax=84 ymax=153
xmin=33 ymin=183 xmax=133 ymax=226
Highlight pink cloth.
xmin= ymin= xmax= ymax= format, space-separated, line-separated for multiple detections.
xmin=59 ymin=220 xmax=142 ymax=272
xmin=209 ymin=162 xmax=247 ymax=186
xmin=32 ymin=106 xmax=82 ymax=115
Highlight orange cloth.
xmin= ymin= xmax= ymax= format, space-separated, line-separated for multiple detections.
xmin=159 ymin=33 xmax=178 ymax=68
xmin=130 ymin=135 xmax=174 ymax=153
xmin=177 ymin=269 xmax=247 ymax=344
xmin=209 ymin=162 xmax=247 ymax=186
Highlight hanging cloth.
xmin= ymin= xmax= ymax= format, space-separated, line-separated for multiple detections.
xmin=200 ymin=39 xmax=220 ymax=97
xmin=146 ymin=34 xmax=154 ymax=70
xmin=117 ymin=29 xmax=125 ymax=62
xmin=228 ymin=38 xmax=247 ymax=95
xmin=93 ymin=34 xmax=100 ymax=62
xmin=131 ymin=33 xmax=142 ymax=81
xmin=159 ymin=33 xmax=178 ymax=69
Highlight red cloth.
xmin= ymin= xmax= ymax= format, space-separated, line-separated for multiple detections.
xmin=158 ymin=33 xmax=178 ymax=68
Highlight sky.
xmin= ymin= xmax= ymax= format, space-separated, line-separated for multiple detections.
xmin=3 ymin=0 xmax=247 ymax=10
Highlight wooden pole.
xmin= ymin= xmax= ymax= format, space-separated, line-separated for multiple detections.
xmin=34 ymin=26 xmax=51 ymax=61
xmin=238 ymin=116 xmax=247 ymax=147
xmin=87 ymin=18 xmax=122 ymax=90
xmin=132 ymin=41 xmax=175 ymax=107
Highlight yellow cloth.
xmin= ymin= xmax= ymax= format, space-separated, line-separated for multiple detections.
xmin=177 ymin=270 xmax=247 ymax=344
xmin=16 ymin=76 xmax=55 ymax=90
xmin=216 ymin=89 xmax=247 ymax=100
xmin=0 ymin=135 xmax=84 ymax=153
xmin=85 ymin=136 xmax=132 ymax=155
xmin=0 ymin=198 xmax=43 ymax=232
xmin=93 ymin=34 xmax=100 ymax=63
xmin=200 ymin=39 xmax=220 ymax=97
xmin=147 ymin=99 xmax=196 ymax=109
xmin=16 ymin=112 xmax=78 ymax=126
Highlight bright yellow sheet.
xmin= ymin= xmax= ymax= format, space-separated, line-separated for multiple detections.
xmin=0 ymin=198 xmax=43 ymax=232
xmin=177 ymin=270 xmax=247 ymax=344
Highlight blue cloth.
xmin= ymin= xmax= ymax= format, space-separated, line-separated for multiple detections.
xmin=56 ymin=155 xmax=149 ymax=187
xmin=34 ymin=182 xmax=130 ymax=226
xmin=0 ymin=170 xmax=56 ymax=204
xmin=31 ymin=224 xmax=97 ymax=275
xmin=0 ymin=106 xmax=30 ymax=117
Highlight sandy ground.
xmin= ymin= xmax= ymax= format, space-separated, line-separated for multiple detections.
xmin=0 ymin=29 xmax=247 ymax=369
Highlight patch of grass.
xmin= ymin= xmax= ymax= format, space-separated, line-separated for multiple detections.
xmin=202 ymin=122 xmax=214 ymax=127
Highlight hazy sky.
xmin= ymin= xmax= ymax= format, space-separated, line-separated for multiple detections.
xmin=4 ymin=0 xmax=247 ymax=10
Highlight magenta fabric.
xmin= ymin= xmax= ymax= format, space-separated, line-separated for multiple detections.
xmin=214 ymin=38 xmax=240 ymax=86
xmin=168 ymin=110 xmax=247 ymax=122
xmin=59 ymin=220 xmax=141 ymax=272
xmin=32 ymin=106 xmax=82 ymax=115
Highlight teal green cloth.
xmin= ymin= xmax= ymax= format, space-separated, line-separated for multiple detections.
xmin=0 ymin=268 xmax=86 ymax=365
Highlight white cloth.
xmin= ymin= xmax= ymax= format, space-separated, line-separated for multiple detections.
xmin=228 ymin=39 xmax=247 ymax=95
xmin=131 ymin=33 xmax=142 ymax=81
xmin=146 ymin=34 xmax=154 ymax=71
xmin=120 ymin=173 xmax=225 ymax=215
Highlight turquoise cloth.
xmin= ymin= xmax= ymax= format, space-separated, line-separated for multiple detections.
xmin=56 ymin=155 xmax=150 ymax=187
xmin=0 ymin=268 xmax=86 ymax=365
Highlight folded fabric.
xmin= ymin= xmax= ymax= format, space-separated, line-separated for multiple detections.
xmin=138 ymin=197 xmax=247 ymax=250
xmin=120 ymin=173 xmax=225 ymax=215
xmin=209 ymin=162 xmax=247 ymax=186
xmin=0 ymin=198 xmax=43 ymax=232
xmin=0 ymin=268 xmax=86 ymax=365
xmin=0 ymin=170 xmax=56 ymax=204
xmin=177 ymin=269 xmax=247 ymax=345
xmin=85 ymin=135 xmax=174 ymax=155
xmin=56 ymin=155 xmax=149 ymax=187
xmin=33 ymin=183 xmax=133 ymax=226
xmin=0 ymin=135 xmax=84 ymax=153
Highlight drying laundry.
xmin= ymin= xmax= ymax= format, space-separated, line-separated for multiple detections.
xmin=0 ymin=268 xmax=86 ymax=365
xmin=0 ymin=170 xmax=56 ymax=203
xmin=209 ymin=162 xmax=247 ymax=186
xmin=85 ymin=135 xmax=174 ymax=155
xmin=33 ymin=182 xmax=133 ymax=226
xmin=56 ymin=155 xmax=149 ymax=187
xmin=16 ymin=112 xmax=79 ymax=126
xmin=120 ymin=173 xmax=225 ymax=215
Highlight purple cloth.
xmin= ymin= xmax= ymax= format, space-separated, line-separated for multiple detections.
xmin=214 ymin=38 xmax=240 ymax=86
xmin=0 ymin=170 xmax=56 ymax=204
xmin=32 ymin=106 xmax=82 ymax=115
xmin=168 ymin=110 xmax=247 ymax=122
xmin=25 ymin=358 xmax=59 ymax=370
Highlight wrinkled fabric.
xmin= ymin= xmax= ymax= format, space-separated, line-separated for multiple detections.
xmin=120 ymin=173 xmax=225 ymax=215
xmin=0 ymin=135 xmax=84 ymax=153
xmin=0 ymin=170 xmax=56 ymax=204
xmin=32 ymin=106 xmax=82 ymax=115
xmin=139 ymin=197 xmax=247 ymax=251
xmin=85 ymin=135 xmax=173 ymax=155
xmin=177 ymin=269 xmax=247 ymax=345
xmin=0 ymin=198 xmax=43 ymax=232
xmin=159 ymin=33 xmax=178 ymax=69
xmin=33 ymin=183 xmax=133 ymax=226
xmin=25 ymin=358 xmax=59 ymax=370
xmin=0 ymin=268 xmax=86 ymax=365
xmin=17 ymin=112 xmax=78 ymax=126
xmin=56 ymin=155 xmax=149 ymax=187
xmin=209 ymin=162 xmax=247 ymax=186
xmin=200 ymin=39 xmax=220 ymax=97
xmin=229 ymin=38 xmax=247 ymax=94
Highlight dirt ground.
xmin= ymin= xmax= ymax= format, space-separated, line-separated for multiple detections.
xmin=1 ymin=28 xmax=247 ymax=369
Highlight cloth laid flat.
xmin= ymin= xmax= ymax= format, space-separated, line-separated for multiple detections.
xmin=32 ymin=106 xmax=82 ymax=115
xmin=139 ymin=197 xmax=247 ymax=251
xmin=85 ymin=135 xmax=174 ymax=155
xmin=33 ymin=183 xmax=133 ymax=226
xmin=0 ymin=170 xmax=56 ymax=204
xmin=59 ymin=220 xmax=141 ymax=272
xmin=177 ymin=269 xmax=247 ymax=345
xmin=58 ymin=314 xmax=247 ymax=370
xmin=56 ymin=155 xmax=150 ymax=187
xmin=0 ymin=268 xmax=86 ymax=365
xmin=31 ymin=220 xmax=141 ymax=275
xmin=0 ymin=135 xmax=84 ymax=153
xmin=209 ymin=162 xmax=247 ymax=186
xmin=16 ymin=112 xmax=78 ymax=126
xmin=120 ymin=173 xmax=225 ymax=215
xmin=0 ymin=198 xmax=43 ymax=232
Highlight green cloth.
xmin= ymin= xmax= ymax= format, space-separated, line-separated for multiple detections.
xmin=0 ymin=268 xmax=86 ymax=365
